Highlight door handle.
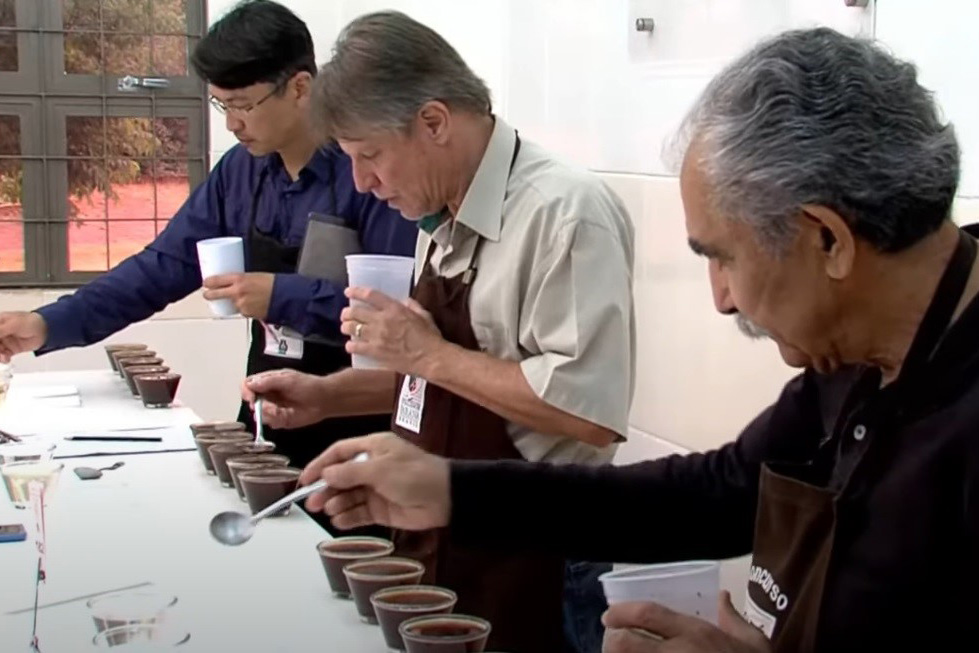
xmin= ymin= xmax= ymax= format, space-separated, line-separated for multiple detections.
xmin=117 ymin=75 xmax=171 ymax=92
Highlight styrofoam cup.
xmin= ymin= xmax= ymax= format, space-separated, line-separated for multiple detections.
xmin=196 ymin=237 xmax=245 ymax=317
xmin=599 ymin=561 xmax=720 ymax=624
xmin=345 ymin=255 xmax=416 ymax=369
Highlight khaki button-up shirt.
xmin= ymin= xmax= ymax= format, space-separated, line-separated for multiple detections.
xmin=414 ymin=118 xmax=635 ymax=464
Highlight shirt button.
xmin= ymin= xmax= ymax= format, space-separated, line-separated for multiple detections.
xmin=853 ymin=424 xmax=867 ymax=441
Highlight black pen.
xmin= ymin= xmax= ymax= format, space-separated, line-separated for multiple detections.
xmin=64 ymin=436 xmax=163 ymax=442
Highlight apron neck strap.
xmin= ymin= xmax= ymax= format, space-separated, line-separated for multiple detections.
xmin=463 ymin=133 xmax=522 ymax=284
xmin=247 ymin=165 xmax=270 ymax=234
xmin=894 ymin=227 xmax=977 ymax=386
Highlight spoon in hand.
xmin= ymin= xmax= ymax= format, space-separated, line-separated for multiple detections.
xmin=209 ymin=452 xmax=368 ymax=546
xmin=253 ymin=396 xmax=266 ymax=444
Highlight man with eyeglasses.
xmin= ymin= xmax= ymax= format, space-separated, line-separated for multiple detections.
xmin=0 ymin=0 xmax=416 ymax=516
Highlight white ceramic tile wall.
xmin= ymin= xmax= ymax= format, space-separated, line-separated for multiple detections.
xmin=599 ymin=172 xmax=797 ymax=452
xmin=875 ymin=0 xmax=979 ymax=197
xmin=506 ymin=0 xmax=873 ymax=175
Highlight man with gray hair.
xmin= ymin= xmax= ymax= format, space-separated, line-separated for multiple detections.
xmin=295 ymin=27 xmax=979 ymax=653
xmin=243 ymin=10 xmax=635 ymax=653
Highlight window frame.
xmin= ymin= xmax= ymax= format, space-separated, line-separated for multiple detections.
xmin=0 ymin=0 xmax=208 ymax=288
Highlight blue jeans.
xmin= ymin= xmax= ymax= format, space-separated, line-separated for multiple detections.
xmin=563 ymin=560 xmax=612 ymax=653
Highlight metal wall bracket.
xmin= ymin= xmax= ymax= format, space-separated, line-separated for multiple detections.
xmin=635 ymin=17 xmax=655 ymax=33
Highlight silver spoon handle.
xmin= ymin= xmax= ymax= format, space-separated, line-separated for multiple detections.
xmin=251 ymin=479 xmax=327 ymax=522
xmin=250 ymin=452 xmax=368 ymax=522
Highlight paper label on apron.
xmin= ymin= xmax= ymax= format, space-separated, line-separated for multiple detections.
xmin=263 ymin=323 xmax=303 ymax=360
xmin=395 ymin=375 xmax=427 ymax=434
xmin=743 ymin=593 xmax=777 ymax=639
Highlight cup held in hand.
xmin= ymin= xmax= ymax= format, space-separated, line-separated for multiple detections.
xmin=599 ymin=560 xmax=720 ymax=623
xmin=196 ymin=237 xmax=245 ymax=317
xmin=345 ymin=254 xmax=415 ymax=369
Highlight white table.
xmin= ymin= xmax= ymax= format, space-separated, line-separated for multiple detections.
xmin=0 ymin=371 xmax=381 ymax=652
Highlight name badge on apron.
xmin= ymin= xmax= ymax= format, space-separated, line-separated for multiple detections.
xmin=262 ymin=323 xmax=304 ymax=360
xmin=395 ymin=375 xmax=427 ymax=434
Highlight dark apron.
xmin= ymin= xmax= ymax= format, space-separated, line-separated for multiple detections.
xmin=388 ymin=137 xmax=566 ymax=653
xmin=236 ymin=165 xmax=391 ymax=473
xmin=748 ymin=228 xmax=978 ymax=651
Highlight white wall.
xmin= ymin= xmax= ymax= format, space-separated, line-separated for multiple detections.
xmin=8 ymin=0 xmax=979 ymax=445
xmin=876 ymin=0 xmax=979 ymax=198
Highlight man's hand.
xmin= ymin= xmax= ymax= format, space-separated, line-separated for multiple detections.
xmin=202 ymin=272 xmax=275 ymax=319
xmin=340 ymin=287 xmax=446 ymax=377
xmin=242 ymin=369 xmax=330 ymax=429
xmin=602 ymin=592 xmax=771 ymax=653
xmin=299 ymin=432 xmax=451 ymax=532
xmin=0 ymin=312 xmax=48 ymax=363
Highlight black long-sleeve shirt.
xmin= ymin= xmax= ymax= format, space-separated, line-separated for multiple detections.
xmin=449 ymin=369 xmax=831 ymax=564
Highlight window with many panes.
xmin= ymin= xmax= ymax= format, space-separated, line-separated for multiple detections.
xmin=0 ymin=0 xmax=206 ymax=285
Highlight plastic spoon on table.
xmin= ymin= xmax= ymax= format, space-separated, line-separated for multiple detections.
xmin=209 ymin=452 xmax=368 ymax=546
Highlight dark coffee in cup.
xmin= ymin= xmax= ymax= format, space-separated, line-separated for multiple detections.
xmin=399 ymin=615 xmax=491 ymax=653
xmin=189 ymin=421 xmax=246 ymax=437
xmin=209 ymin=442 xmax=276 ymax=487
xmin=125 ymin=366 xmax=170 ymax=397
xmin=133 ymin=373 xmax=180 ymax=408
xmin=104 ymin=344 xmax=147 ymax=371
xmin=193 ymin=432 xmax=252 ymax=474
xmin=317 ymin=537 xmax=395 ymax=598
xmin=343 ymin=557 xmax=426 ymax=624
xmin=228 ymin=454 xmax=290 ymax=500
xmin=119 ymin=357 xmax=164 ymax=390
xmin=112 ymin=350 xmax=157 ymax=377
xmin=238 ymin=467 xmax=302 ymax=516
xmin=372 ymin=585 xmax=457 ymax=651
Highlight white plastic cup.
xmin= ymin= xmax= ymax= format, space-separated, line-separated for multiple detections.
xmin=345 ymin=255 xmax=416 ymax=369
xmin=599 ymin=561 xmax=720 ymax=624
xmin=196 ymin=237 xmax=245 ymax=317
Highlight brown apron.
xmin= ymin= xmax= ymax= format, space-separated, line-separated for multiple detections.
xmin=746 ymin=228 xmax=977 ymax=652
xmin=388 ymin=135 xmax=566 ymax=653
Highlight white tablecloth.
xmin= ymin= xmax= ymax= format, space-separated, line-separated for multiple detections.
xmin=0 ymin=371 xmax=382 ymax=652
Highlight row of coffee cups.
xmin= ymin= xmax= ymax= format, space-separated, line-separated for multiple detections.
xmin=191 ymin=421 xmax=497 ymax=651
xmin=189 ymin=421 xmax=305 ymax=514
xmin=318 ymin=536 xmax=493 ymax=652
xmin=104 ymin=343 xmax=181 ymax=408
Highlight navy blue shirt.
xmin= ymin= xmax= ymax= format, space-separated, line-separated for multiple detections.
xmin=37 ymin=143 xmax=416 ymax=351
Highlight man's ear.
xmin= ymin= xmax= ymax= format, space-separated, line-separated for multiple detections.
xmin=800 ymin=205 xmax=856 ymax=280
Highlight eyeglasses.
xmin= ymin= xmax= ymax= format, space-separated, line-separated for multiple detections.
xmin=209 ymin=77 xmax=288 ymax=117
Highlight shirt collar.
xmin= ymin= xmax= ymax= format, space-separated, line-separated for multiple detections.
xmin=452 ymin=117 xmax=518 ymax=242
xmin=262 ymin=146 xmax=334 ymax=186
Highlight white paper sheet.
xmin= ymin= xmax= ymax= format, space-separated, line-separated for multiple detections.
xmin=28 ymin=395 xmax=83 ymax=408
xmin=20 ymin=385 xmax=79 ymax=399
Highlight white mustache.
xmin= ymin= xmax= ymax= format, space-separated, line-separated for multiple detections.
xmin=735 ymin=314 xmax=771 ymax=340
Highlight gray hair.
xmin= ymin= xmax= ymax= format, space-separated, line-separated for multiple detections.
xmin=312 ymin=11 xmax=492 ymax=138
xmin=674 ymin=28 xmax=960 ymax=253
